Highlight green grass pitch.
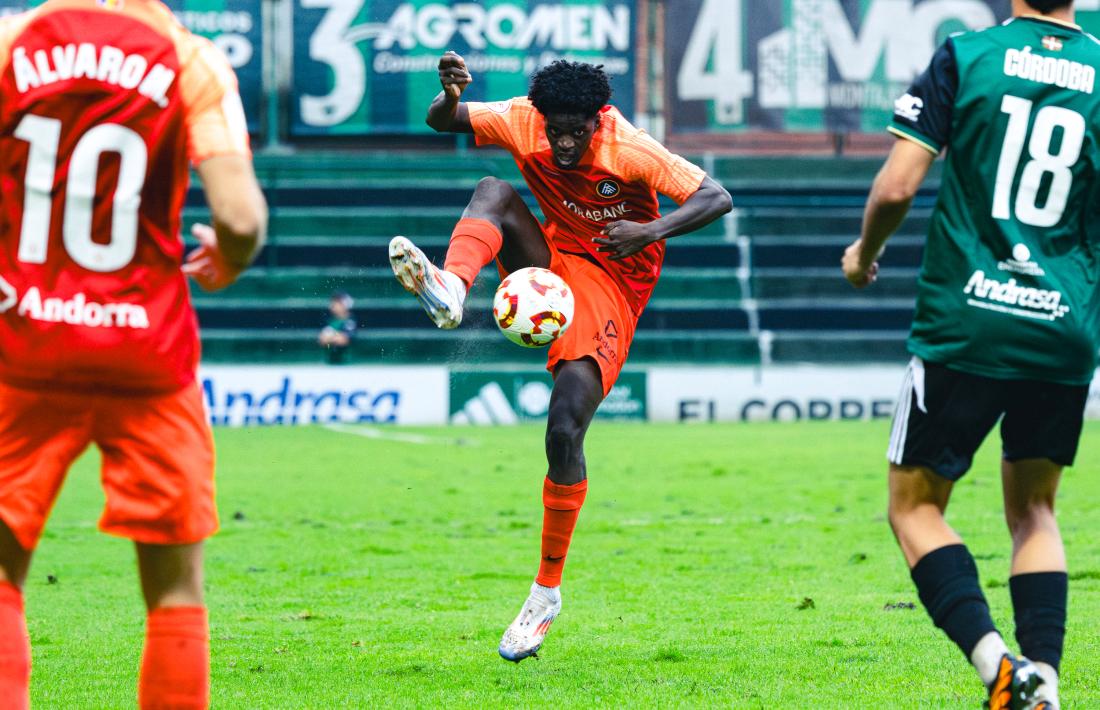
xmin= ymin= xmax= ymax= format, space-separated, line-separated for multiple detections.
xmin=23 ymin=421 xmax=1100 ymax=708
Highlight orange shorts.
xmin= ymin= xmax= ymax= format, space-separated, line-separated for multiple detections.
xmin=0 ymin=380 xmax=216 ymax=551
xmin=546 ymin=251 xmax=637 ymax=395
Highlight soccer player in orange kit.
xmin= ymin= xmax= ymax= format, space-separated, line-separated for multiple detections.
xmin=0 ymin=0 xmax=266 ymax=706
xmin=389 ymin=52 xmax=732 ymax=661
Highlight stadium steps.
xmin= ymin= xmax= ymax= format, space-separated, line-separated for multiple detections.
xmin=763 ymin=331 xmax=911 ymax=363
xmin=751 ymin=235 xmax=923 ymax=269
xmin=754 ymin=269 xmax=920 ymax=299
xmin=199 ymin=328 xmax=761 ymax=365
xmin=183 ymin=207 xmax=731 ymax=244
xmin=757 ymin=299 xmax=915 ymax=331
xmin=245 ymin=152 xmax=940 ymax=193
xmin=733 ymin=209 xmax=932 ymax=238
xmin=192 ymin=297 xmax=754 ymax=331
xmin=199 ymin=266 xmax=746 ymax=302
xmin=249 ymin=234 xmax=741 ymax=269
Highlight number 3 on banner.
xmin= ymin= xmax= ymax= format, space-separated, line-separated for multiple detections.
xmin=14 ymin=114 xmax=147 ymax=272
xmin=299 ymin=0 xmax=366 ymax=127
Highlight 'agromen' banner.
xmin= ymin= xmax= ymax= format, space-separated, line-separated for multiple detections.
xmin=665 ymin=0 xmax=1100 ymax=135
xmin=291 ymin=0 xmax=638 ymax=135
xmin=0 ymin=0 xmax=264 ymax=133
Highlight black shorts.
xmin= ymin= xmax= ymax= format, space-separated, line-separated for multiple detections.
xmin=887 ymin=358 xmax=1089 ymax=481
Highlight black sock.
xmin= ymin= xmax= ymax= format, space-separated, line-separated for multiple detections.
xmin=910 ymin=544 xmax=998 ymax=658
xmin=1010 ymin=571 xmax=1067 ymax=673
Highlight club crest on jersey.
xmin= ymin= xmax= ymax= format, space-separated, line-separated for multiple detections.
xmin=596 ymin=179 xmax=620 ymax=199
xmin=96 ymin=0 xmax=123 ymax=9
xmin=1042 ymin=36 xmax=1063 ymax=52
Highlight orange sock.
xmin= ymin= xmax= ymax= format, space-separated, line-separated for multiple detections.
xmin=444 ymin=218 xmax=503 ymax=288
xmin=536 ymin=478 xmax=588 ymax=587
xmin=139 ymin=606 xmax=209 ymax=710
xmin=0 ymin=582 xmax=29 ymax=710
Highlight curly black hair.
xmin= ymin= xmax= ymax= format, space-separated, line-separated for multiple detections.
xmin=528 ymin=60 xmax=612 ymax=118
xmin=1025 ymin=0 xmax=1071 ymax=11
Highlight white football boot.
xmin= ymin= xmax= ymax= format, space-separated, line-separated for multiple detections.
xmin=388 ymin=235 xmax=466 ymax=329
xmin=498 ymin=582 xmax=562 ymax=662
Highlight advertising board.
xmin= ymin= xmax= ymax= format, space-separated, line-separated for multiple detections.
xmin=200 ymin=365 xmax=449 ymax=426
xmin=291 ymin=0 xmax=637 ymax=135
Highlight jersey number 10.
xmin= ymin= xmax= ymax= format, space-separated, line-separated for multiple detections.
xmin=993 ymin=95 xmax=1085 ymax=228
xmin=14 ymin=114 xmax=147 ymax=273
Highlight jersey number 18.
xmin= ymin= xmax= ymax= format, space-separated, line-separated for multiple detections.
xmin=992 ymin=95 xmax=1085 ymax=228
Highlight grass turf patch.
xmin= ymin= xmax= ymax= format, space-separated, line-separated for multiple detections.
xmin=24 ymin=421 xmax=1100 ymax=708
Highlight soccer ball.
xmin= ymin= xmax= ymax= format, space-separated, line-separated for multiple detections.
xmin=492 ymin=267 xmax=574 ymax=348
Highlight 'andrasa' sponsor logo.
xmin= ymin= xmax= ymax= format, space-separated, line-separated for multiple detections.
xmin=17 ymin=286 xmax=149 ymax=329
xmin=963 ymin=270 xmax=1068 ymax=321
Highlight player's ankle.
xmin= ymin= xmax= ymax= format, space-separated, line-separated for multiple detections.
xmin=441 ymin=268 xmax=470 ymax=300
xmin=970 ymin=631 xmax=1010 ymax=688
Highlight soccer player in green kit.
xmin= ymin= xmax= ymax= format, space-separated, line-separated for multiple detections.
xmin=843 ymin=1 xmax=1099 ymax=708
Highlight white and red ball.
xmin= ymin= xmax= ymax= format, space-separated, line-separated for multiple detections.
xmin=492 ymin=267 xmax=574 ymax=348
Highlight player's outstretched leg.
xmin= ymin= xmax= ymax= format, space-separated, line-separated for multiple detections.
xmin=499 ymin=359 xmax=602 ymax=662
xmin=888 ymin=464 xmax=1043 ymax=707
xmin=389 ymin=177 xmax=550 ymax=329
xmin=1002 ymin=458 xmax=1067 ymax=710
xmin=0 ymin=522 xmax=31 ymax=710
xmin=389 ymin=236 xmax=468 ymax=328
xmin=136 ymin=542 xmax=208 ymax=710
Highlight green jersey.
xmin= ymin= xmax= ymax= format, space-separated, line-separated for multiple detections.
xmin=890 ymin=16 xmax=1100 ymax=385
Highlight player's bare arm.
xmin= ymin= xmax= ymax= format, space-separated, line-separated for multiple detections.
xmin=594 ymin=175 xmax=732 ymax=260
xmin=184 ymin=155 xmax=268 ymax=291
xmin=426 ymin=50 xmax=473 ymax=133
xmin=843 ymin=138 xmax=935 ymax=288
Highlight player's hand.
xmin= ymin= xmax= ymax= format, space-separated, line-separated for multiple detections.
xmin=439 ymin=51 xmax=472 ymax=100
xmin=593 ymin=221 xmax=658 ymax=260
xmin=182 ymin=223 xmax=245 ymax=292
xmin=842 ymin=239 xmax=879 ymax=289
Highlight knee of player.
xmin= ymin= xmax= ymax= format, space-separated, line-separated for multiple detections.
xmin=1004 ymin=497 xmax=1057 ymax=536
xmin=885 ymin=502 xmax=907 ymax=534
xmin=886 ymin=495 xmax=926 ymax=532
xmin=545 ymin=422 xmax=583 ymax=458
xmin=474 ymin=176 xmax=519 ymax=203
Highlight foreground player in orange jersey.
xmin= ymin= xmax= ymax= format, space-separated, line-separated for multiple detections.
xmin=0 ymin=0 xmax=266 ymax=706
xmin=389 ymin=53 xmax=731 ymax=661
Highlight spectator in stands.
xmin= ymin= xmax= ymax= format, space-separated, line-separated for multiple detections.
xmin=318 ymin=291 xmax=357 ymax=364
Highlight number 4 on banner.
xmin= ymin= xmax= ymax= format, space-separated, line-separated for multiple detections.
xmin=677 ymin=0 xmax=753 ymax=125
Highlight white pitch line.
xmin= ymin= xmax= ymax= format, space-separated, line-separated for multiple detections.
xmin=322 ymin=424 xmax=478 ymax=446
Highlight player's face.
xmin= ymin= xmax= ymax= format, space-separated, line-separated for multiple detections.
xmin=545 ymin=114 xmax=600 ymax=169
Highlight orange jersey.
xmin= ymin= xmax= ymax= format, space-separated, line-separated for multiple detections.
xmin=0 ymin=0 xmax=249 ymax=394
xmin=467 ymin=97 xmax=706 ymax=316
